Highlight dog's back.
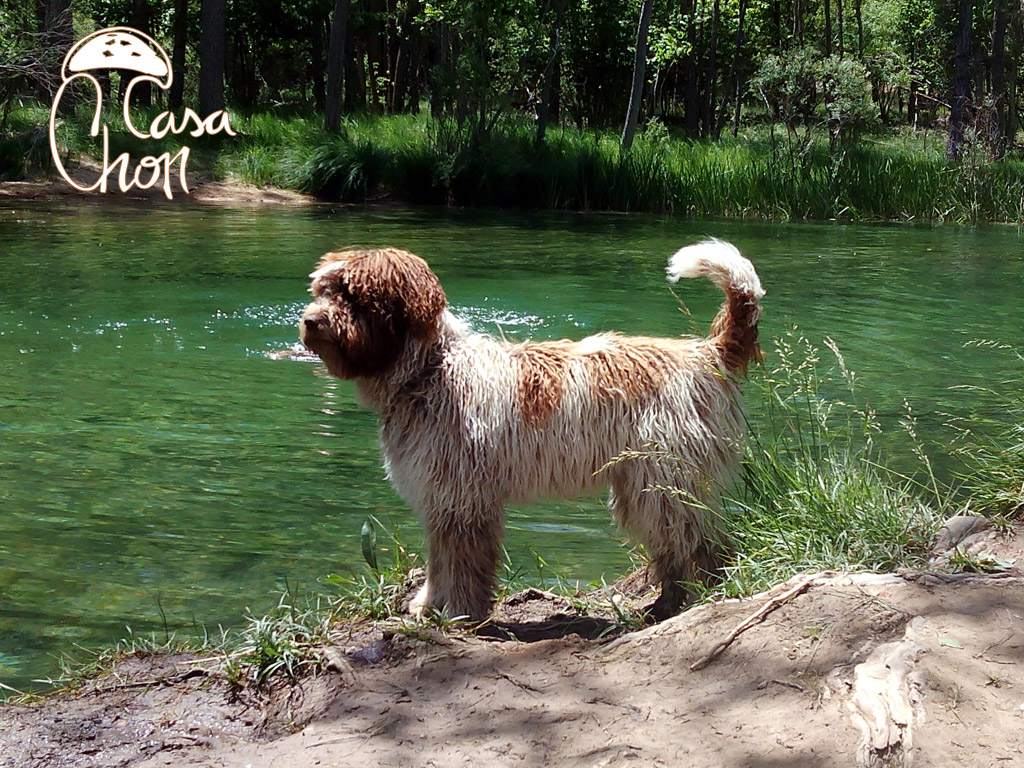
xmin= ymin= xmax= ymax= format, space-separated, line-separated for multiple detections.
xmin=384 ymin=241 xmax=764 ymax=508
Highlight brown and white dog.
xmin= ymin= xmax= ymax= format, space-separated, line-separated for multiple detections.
xmin=299 ymin=241 xmax=764 ymax=621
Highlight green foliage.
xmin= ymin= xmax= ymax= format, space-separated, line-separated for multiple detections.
xmin=751 ymin=47 xmax=823 ymax=134
xmin=819 ymin=56 xmax=881 ymax=144
xmin=752 ymin=48 xmax=879 ymax=144
xmin=361 ymin=518 xmax=378 ymax=572
xmin=24 ymin=101 xmax=1024 ymax=222
xmin=288 ymin=129 xmax=391 ymax=200
xmin=327 ymin=516 xmax=420 ymax=621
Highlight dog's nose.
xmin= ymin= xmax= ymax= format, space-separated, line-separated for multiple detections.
xmin=304 ymin=316 xmax=320 ymax=330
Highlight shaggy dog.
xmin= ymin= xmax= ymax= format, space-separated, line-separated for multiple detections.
xmin=299 ymin=241 xmax=764 ymax=621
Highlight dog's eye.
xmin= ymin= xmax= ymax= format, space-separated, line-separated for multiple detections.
xmin=313 ymin=281 xmax=354 ymax=303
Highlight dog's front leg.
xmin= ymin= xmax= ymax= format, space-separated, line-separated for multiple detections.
xmin=411 ymin=504 xmax=505 ymax=622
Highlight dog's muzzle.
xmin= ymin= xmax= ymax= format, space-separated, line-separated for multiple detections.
xmin=299 ymin=304 xmax=327 ymax=348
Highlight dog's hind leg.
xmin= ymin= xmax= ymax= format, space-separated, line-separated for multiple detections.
xmin=412 ymin=501 xmax=505 ymax=622
xmin=609 ymin=465 xmax=728 ymax=621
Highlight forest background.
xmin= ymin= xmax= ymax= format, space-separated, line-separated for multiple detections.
xmin=2 ymin=0 xmax=1023 ymax=220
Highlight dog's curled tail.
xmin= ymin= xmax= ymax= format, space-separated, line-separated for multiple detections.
xmin=666 ymin=238 xmax=765 ymax=373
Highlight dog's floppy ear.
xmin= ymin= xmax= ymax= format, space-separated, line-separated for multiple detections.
xmin=341 ymin=248 xmax=447 ymax=345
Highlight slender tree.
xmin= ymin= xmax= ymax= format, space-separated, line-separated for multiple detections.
xmin=706 ymin=0 xmax=720 ymax=137
xmin=854 ymin=0 xmax=863 ymax=58
xmin=537 ymin=0 xmax=566 ymax=144
xmin=391 ymin=0 xmax=422 ymax=113
xmin=729 ymin=0 xmax=749 ymax=136
xmin=1007 ymin=0 xmax=1022 ymax=143
xmin=823 ymin=0 xmax=832 ymax=56
xmin=168 ymin=0 xmax=187 ymax=109
xmin=128 ymin=0 xmax=151 ymax=106
xmin=684 ymin=0 xmax=699 ymax=133
xmin=45 ymin=0 xmax=73 ymax=115
xmin=325 ymin=0 xmax=351 ymax=131
xmin=198 ymin=0 xmax=227 ymax=116
xmin=621 ymin=0 xmax=654 ymax=151
xmin=837 ymin=0 xmax=845 ymax=57
xmin=990 ymin=0 xmax=1008 ymax=155
xmin=946 ymin=0 xmax=973 ymax=160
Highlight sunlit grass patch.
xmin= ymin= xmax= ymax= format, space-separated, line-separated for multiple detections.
xmin=326 ymin=516 xmax=421 ymax=621
xmin=949 ymin=341 xmax=1024 ymax=518
xmin=705 ymin=332 xmax=946 ymax=599
xmin=221 ymin=591 xmax=335 ymax=690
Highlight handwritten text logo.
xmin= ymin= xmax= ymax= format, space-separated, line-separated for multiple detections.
xmin=49 ymin=27 xmax=236 ymax=200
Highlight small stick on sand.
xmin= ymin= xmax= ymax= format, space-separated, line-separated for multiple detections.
xmin=690 ymin=574 xmax=816 ymax=672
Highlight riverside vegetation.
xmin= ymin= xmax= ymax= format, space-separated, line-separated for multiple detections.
xmin=8 ymin=104 xmax=1024 ymax=222
xmin=5 ymin=331 xmax=1021 ymax=699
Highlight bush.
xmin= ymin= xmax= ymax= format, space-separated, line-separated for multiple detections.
xmin=751 ymin=48 xmax=879 ymax=147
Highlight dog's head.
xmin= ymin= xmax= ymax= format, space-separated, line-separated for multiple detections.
xmin=300 ymin=247 xmax=447 ymax=379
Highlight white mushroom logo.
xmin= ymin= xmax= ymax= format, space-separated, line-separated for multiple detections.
xmin=65 ymin=27 xmax=171 ymax=84
xmin=49 ymin=26 xmax=235 ymax=199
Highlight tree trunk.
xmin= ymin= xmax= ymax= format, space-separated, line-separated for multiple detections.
xmin=168 ymin=0 xmax=187 ymax=110
xmin=823 ymin=0 xmax=832 ymax=56
xmin=406 ymin=29 xmax=426 ymax=114
xmin=198 ymin=0 xmax=227 ymax=116
xmin=1006 ymin=0 xmax=1021 ymax=144
xmin=706 ymin=0 xmax=720 ymax=137
xmin=45 ymin=0 xmax=74 ymax=115
xmin=620 ymin=0 xmax=654 ymax=151
xmin=855 ymin=0 xmax=863 ymax=58
xmin=344 ymin=15 xmax=366 ymax=113
xmin=129 ymin=0 xmax=151 ymax=106
xmin=325 ymin=0 xmax=351 ymax=131
xmin=837 ymin=0 xmax=844 ymax=57
xmin=536 ymin=0 xmax=565 ymax=144
xmin=228 ymin=27 xmax=258 ymax=108
xmin=730 ymin=0 xmax=748 ymax=136
xmin=365 ymin=0 xmax=385 ymax=113
xmin=684 ymin=0 xmax=700 ymax=134
xmin=311 ymin=20 xmax=327 ymax=111
xmin=990 ymin=0 xmax=1008 ymax=155
xmin=946 ymin=0 xmax=973 ymax=160
xmin=392 ymin=0 xmax=422 ymax=113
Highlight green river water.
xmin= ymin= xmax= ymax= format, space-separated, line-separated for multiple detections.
xmin=0 ymin=203 xmax=1021 ymax=691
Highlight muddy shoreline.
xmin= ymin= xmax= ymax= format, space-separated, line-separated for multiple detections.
xmin=0 ymin=164 xmax=316 ymax=206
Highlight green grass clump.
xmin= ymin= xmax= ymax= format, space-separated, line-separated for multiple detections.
xmin=710 ymin=332 xmax=945 ymax=599
xmin=221 ymin=592 xmax=335 ymax=689
xmin=950 ymin=342 xmax=1024 ymax=518
xmin=326 ymin=516 xmax=421 ymax=621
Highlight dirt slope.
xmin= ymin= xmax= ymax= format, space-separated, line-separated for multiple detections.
xmin=2 ymin=530 xmax=1023 ymax=768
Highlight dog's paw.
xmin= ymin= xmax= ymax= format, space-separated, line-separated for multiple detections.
xmin=408 ymin=581 xmax=430 ymax=618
